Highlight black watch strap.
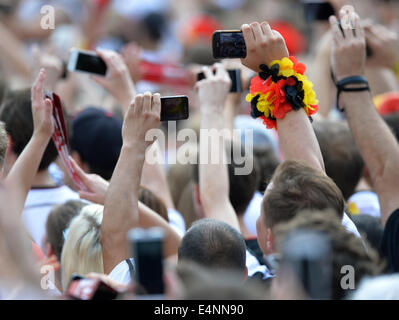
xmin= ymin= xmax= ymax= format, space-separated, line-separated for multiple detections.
xmin=335 ymin=75 xmax=370 ymax=112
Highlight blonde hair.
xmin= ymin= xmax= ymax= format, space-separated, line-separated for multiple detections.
xmin=60 ymin=204 xmax=104 ymax=291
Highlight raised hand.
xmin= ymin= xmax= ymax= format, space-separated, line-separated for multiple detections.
xmin=70 ymin=157 xmax=109 ymax=205
xmin=121 ymin=42 xmax=142 ymax=84
xmin=365 ymin=23 xmax=399 ymax=69
xmin=122 ymin=92 xmax=161 ymax=149
xmin=196 ymin=63 xmax=231 ymax=112
xmin=329 ymin=6 xmax=366 ymax=81
xmin=91 ymin=49 xmax=136 ymax=112
xmin=31 ymin=69 xmax=54 ymax=140
xmin=240 ymin=21 xmax=289 ymax=72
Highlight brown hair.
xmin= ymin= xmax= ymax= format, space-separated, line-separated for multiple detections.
xmin=274 ymin=210 xmax=384 ymax=300
xmin=263 ymin=160 xmax=345 ymax=229
xmin=138 ymin=186 xmax=169 ymax=222
xmin=313 ymin=120 xmax=364 ymax=200
xmin=45 ymin=200 xmax=86 ymax=260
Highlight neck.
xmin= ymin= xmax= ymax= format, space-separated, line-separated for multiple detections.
xmin=32 ymin=169 xmax=57 ymax=188
xmin=238 ymin=215 xmax=255 ymax=239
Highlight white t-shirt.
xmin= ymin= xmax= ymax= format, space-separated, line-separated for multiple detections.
xmin=22 ymin=185 xmax=80 ymax=250
xmin=108 ymin=259 xmax=135 ymax=285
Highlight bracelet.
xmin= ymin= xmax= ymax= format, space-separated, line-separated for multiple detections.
xmin=334 ymin=75 xmax=370 ymax=112
xmin=246 ymin=56 xmax=318 ymax=129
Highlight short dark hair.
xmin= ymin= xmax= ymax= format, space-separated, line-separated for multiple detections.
xmin=351 ymin=214 xmax=384 ymax=255
xmin=274 ymin=210 xmax=383 ymax=300
xmin=263 ymin=160 xmax=345 ymax=229
xmin=45 ymin=200 xmax=86 ymax=260
xmin=0 ymin=89 xmax=58 ymax=171
xmin=193 ymin=141 xmax=260 ymax=215
xmin=313 ymin=120 xmax=364 ymax=200
xmin=178 ymin=219 xmax=246 ymax=274
xmin=253 ymin=145 xmax=280 ymax=192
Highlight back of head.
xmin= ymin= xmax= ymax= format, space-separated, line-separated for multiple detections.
xmin=178 ymin=219 xmax=246 ymax=275
xmin=45 ymin=200 xmax=87 ymax=261
xmin=0 ymin=89 xmax=58 ymax=171
xmin=61 ymin=204 xmax=104 ymax=291
xmin=274 ymin=210 xmax=383 ymax=300
xmin=70 ymin=107 xmax=123 ymax=180
xmin=313 ymin=120 xmax=364 ymax=200
xmin=253 ymin=145 xmax=280 ymax=192
xmin=263 ymin=160 xmax=345 ymax=229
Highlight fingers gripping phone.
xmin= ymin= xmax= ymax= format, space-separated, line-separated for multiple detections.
xmin=197 ymin=69 xmax=242 ymax=93
xmin=160 ymin=96 xmax=189 ymax=121
xmin=128 ymin=228 xmax=165 ymax=296
xmin=67 ymin=48 xmax=107 ymax=76
xmin=212 ymin=30 xmax=247 ymax=59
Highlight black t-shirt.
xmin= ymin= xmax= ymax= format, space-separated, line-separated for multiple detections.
xmin=380 ymin=208 xmax=399 ymax=272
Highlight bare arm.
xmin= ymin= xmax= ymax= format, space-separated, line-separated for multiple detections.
xmin=5 ymin=69 xmax=54 ymax=216
xmin=101 ymin=92 xmax=161 ymax=274
xmin=197 ymin=64 xmax=240 ymax=231
xmin=241 ymin=22 xmax=325 ymax=172
xmin=330 ymin=7 xmax=399 ymax=225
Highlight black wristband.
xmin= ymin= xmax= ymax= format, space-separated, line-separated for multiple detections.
xmin=335 ymin=75 xmax=370 ymax=112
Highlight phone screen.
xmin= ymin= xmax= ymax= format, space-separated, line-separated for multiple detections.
xmin=160 ymin=96 xmax=189 ymax=121
xmin=303 ymin=1 xmax=335 ymax=22
xmin=75 ymin=52 xmax=107 ymax=76
xmin=134 ymin=239 xmax=164 ymax=295
xmin=213 ymin=31 xmax=246 ymax=59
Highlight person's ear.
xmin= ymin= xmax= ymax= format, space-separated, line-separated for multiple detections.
xmin=266 ymin=228 xmax=274 ymax=253
xmin=243 ymin=266 xmax=248 ymax=282
xmin=192 ymin=183 xmax=205 ymax=218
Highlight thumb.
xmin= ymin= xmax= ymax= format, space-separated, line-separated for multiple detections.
xmin=70 ymin=156 xmax=91 ymax=186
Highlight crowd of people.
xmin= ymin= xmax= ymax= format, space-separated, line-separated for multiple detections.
xmin=0 ymin=0 xmax=399 ymax=300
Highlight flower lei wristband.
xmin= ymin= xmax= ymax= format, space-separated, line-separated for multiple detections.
xmin=246 ymin=56 xmax=319 ymax=129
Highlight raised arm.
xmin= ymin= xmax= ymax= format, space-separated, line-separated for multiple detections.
xmin=70 ymin=158 xmax=181 ymax=259
xmin=241 ymin=22 xmax=325 ymax=173
xmin=91 ymin=49 xmax=136 ymax=115
xmin=5 ymin=69 xmax=54 ymax=216
xmin=101 ymin=92 xmax=161 ymax=274
xmin=197 ymin=64 xmax=240 ymax=231
xmin=330 ymin=6 xmax=399 ymax=225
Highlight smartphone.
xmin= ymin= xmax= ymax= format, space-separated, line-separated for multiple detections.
xmin=67 ymin=48 xmax=107 ymax=76
xmin=337 ymin=21 xmax=373 ymax=58
xmin=160 ymin=95 xmax=189 ymax=121
xmin=281 ymin=230 xmax=332 ymax=299
xmin=66 ymin=274 xmax=118 ymax=300
xmin=128 ymin=228 xmax=165 ymax=295
xmin=212 ymin=30 xmax=246 ymax=59
xmin=302 ymin=1 xmax=335 ymax=23
xmin=197 ymin=69 xmax=242 ymax=93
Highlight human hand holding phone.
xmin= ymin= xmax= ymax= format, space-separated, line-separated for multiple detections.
xmin=240 ymin=22 xmax=289 ymax=72
xmin=196 ymin=63 xmax=231 ymax=113
xmin=91 ymin=49 xmax=136 ymax=112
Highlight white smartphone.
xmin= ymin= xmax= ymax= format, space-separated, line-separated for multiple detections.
xmin=67 ymin=48 xmax=107 ymax=76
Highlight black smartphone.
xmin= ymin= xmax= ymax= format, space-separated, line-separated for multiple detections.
xmin=128 ymin=228 xmax=165 ymax=295
xmin=160 ymin=95 xmax=189 ymax=121
xmin=212 ymin=30 xmax=246 ymax=59
xmin=197 ymin=69 xmax=242 ymax=93
xmin=302 ymin=1 xmax=335 ymax=23
xmin=67 ymin=48 xmax=107 ymax=76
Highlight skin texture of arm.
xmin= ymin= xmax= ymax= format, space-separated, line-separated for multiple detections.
xmin=101 ymin=92 xmax=161 ymax=274
xmin=197 ymin=64 xmax=241 ymax=232
xmin=330 ymin=6 xmax=399 ymax=225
